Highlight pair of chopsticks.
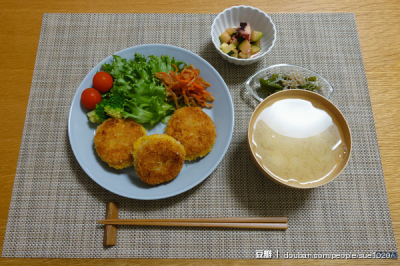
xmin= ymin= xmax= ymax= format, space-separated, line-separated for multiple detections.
xmin=98 ymin=216 xmax=288 ymax=230
xmin=100 ymin=202 xmax=288 ymax=246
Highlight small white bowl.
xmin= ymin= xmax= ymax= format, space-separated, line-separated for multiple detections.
xmin=211 ymin=6 xmax=276 ymax=65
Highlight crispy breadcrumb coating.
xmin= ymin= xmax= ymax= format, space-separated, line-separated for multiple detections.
xmin=133 ymin=134 xmax=186 ymax=185
xmin=165 ymin=107 xmax=216 ymax=160
xmin=94 ymin=118 xmax=146 ymax=169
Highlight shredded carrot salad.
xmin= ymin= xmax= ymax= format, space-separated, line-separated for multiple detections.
xmin=155 ymin=64 xmax=214 ymax=109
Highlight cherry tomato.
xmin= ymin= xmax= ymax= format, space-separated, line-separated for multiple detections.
xmin=93 ymin=71 xmax=113 ymax=92
xmin=81 ymin=88 xmax=101 ymax=109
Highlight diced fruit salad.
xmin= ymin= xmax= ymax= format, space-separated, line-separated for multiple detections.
xmin=219 ymin=22 xmax=263 ymax=59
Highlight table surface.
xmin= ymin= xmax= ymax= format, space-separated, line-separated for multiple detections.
xmin=0 ymin=0 xmax=399 ymax=265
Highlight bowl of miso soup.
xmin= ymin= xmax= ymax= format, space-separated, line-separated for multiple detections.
xmin=247 ymin=89 xmax=351 ymax=188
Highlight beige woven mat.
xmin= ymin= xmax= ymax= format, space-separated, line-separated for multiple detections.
xmin=2 ymin=13 xmax=397 ymax=259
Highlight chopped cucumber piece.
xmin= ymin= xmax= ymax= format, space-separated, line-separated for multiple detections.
xmin=220 ymin=43 xmax=237 ymax=54
xmin=220 ymin=43 xmax=229 ymax=50
xmin=250 ymin=45 xmax=261 ymax=54
xmin=231 ymin=38 xmax=239 ymax=46
xmin=219 ymin=32 xmax=231 ymax=43
xmin=226 ymin=27 xmax=237 ymax=35
xmin=238 ymin=52 xmax=248 ymax=59
xmin=252 ymin=40 xmax=260 ymax=46
xmin=251 ymin=30 xmax=263 ymax=42
xmin=238 ymin=39 xmax=251 ymax=55
xmin=230 ymin=50 xmax=238 ymax=58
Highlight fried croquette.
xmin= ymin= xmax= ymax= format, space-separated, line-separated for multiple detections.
xmin=165 ymin=106 xmax=216 ymax=160
xmin=132 ymin=134 xmax=186 ymax=185
xmin=94 ymin=118 xmax=146 ymax=169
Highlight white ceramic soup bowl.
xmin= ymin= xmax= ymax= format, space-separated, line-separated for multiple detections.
xmin=248 ymin=89 xmax=351 ymax=189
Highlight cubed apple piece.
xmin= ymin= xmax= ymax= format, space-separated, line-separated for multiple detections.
xmin=219 ymin=31 xmax=231 ymax=43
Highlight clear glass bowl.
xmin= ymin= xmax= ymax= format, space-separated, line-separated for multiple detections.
xmin=245 ymin=64 xmax=334 ymax=101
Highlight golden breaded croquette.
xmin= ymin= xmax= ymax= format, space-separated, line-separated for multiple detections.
xmin=94 ymin=118 xmax=146 ymax=169
xmin=165 ymin=106 xmax=216 ymax=160
xmin=133 ymin=134 xmax=186 ymax=185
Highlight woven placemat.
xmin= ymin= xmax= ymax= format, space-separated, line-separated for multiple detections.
xmin=2 ymin=13 xmax=397 ymax=259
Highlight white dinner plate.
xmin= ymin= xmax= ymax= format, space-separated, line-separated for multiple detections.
xmin=68 ymin=44 xmax=234 ymax=200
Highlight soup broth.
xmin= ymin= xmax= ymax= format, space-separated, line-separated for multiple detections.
xmin=251 ymin=95 xmax=348 ymax=185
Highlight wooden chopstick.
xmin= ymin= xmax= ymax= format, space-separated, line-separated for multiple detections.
xmin=99 ymin=217 xmax=287 ymax=224
xmin=98 ymin=217 xmax=288 ymax=230
xmin=101 ymin=203 xmax=288 ymax=246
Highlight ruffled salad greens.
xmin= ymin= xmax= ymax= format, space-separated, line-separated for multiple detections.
xmin=87 ymin=53 xmax=186 ymax=125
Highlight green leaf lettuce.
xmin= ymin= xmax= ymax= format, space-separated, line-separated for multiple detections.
xmin=89 ymin=53 xmax=186 ymax=125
